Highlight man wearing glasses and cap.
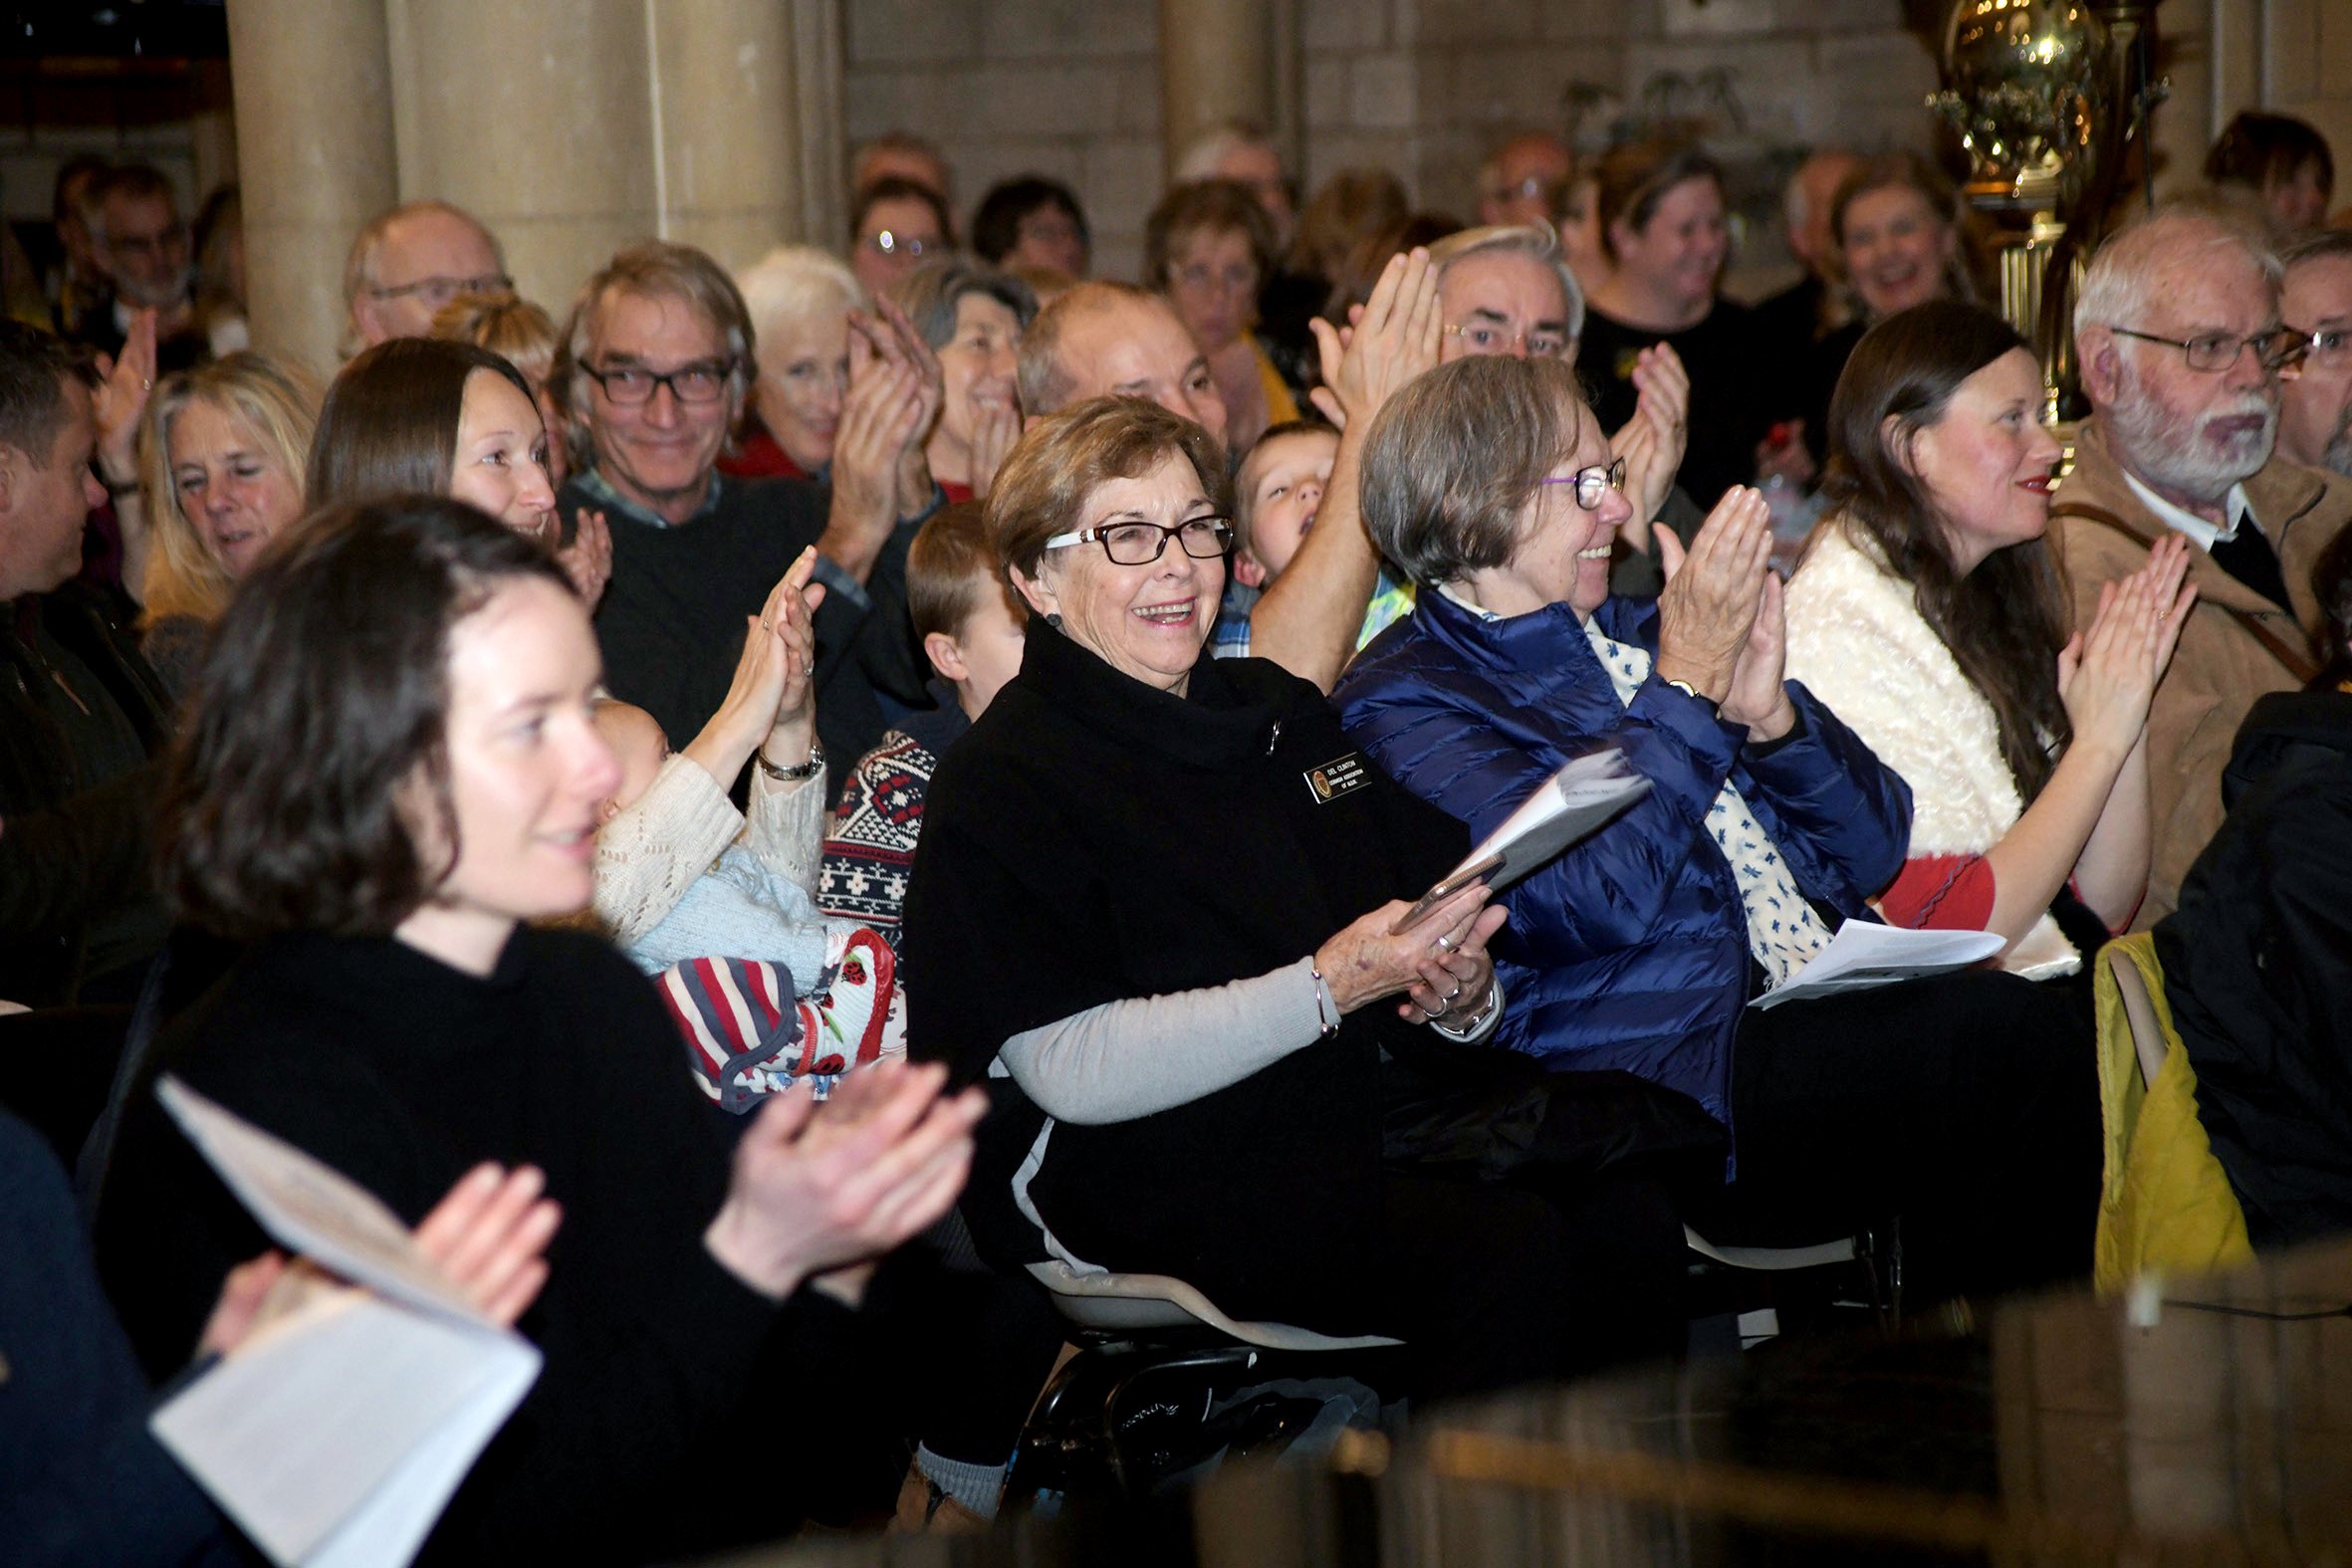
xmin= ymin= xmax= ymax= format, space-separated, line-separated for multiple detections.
xmin=2050 ymin=202 xmax=2352 ymax=923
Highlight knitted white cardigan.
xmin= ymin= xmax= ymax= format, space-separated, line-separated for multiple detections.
xmin=1784 ymin=518 xmax=2076 ymax=973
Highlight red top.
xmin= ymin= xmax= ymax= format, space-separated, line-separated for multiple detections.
xmin=1875 ymin=853 xmax=1998 ymax=931
xmin=717 ymin=415 xmax=811 ymax=482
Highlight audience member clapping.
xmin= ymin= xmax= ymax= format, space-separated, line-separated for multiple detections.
xmin=1581 ymin=141 xmax=1791 ymax=503
xmin=890 ymin=260 xmax=1037 ymax=503
xmin=91 ymin=497 xmax=983 ymax=1559
xmin=905 ymin=395 xmax=1720 ymax=1400
xmin=550 ymin=240 xmax=932 ymax=795
xmin=1335 ymin=353 xmax=2100 ymax=1303
xmin=1784 ymin=302 xmax=2194 ymax=968
xmin=309 ymin=335 xmax=610 ymax=604
xmin=1429 ymin=221 xmax=1693 ymax=590
xmin=79 ymin=164 xmax=203 ymax=372
xmin=2050 ymin=203 xmax=2352 ymax=922
xmin=727 ymin=245 xmax=868 ymax=483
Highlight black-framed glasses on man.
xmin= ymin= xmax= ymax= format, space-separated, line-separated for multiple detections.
xmin=367 ymin=273 xmax=515 ymax=309
xmin=1537 ymin=456 xmax=1627 ymax=511
xmin=1043 ymin=516 xmax=1235 ymax=564
xmin=581 ymin=360 xmax=736 ymax=406
xmin=2108 ymin=326 xmax=2309 ymax=374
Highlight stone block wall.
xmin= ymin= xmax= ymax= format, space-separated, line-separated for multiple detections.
xmin=843 ymin=0 xmax=1164 ymax=280
xmin=846 ymin=0 xmax=1948 ymax=291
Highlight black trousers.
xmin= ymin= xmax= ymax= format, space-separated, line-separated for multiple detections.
xmin=1697 ymin=968 xmax=2101 ymax=1305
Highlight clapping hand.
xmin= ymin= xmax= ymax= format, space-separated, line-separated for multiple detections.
xmin=1611 ymin=343 xmax=1689 ymax=536
xmin=2058 ymin=534 xmax=2198 ymax=758
xmin=703 ymin=1059 xmax=985 ymax=1302
xmin=1307 ymin=247 xmax=1442 ymax=433
xmin=557 ymin=509 xmax=613 ymax=609
xmin=682 ymin=547 xmax=825 ymax=785
xmin=967 ymin=398 xmax=1023 ymax=501
xmin=1654 ymin=487 xmax=1770 ymax=697
xmin=92 ymin=310 xmax=159 ymax=490
xmin=198 ymin=1163 xmax=563 ymax=1357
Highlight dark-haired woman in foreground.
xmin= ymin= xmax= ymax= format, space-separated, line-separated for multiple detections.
xmin=1784 ymin=301 xmax=2195 ymax=967
xmin=93 ymin=498 xmax=981 ymax=1559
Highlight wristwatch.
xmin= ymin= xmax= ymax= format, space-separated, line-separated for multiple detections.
xmin=754 ymin=740 xmax=823 ymax=783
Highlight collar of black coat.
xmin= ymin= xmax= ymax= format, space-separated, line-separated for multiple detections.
xmin=1015 ymin=614 xmax=1289 ymax=769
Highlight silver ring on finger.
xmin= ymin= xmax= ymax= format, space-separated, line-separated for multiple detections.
xmin=1427 ymin=993 xmax=1450 ymax=1017
xmin=1434 ymin=934 xmax=1453 ymax=953
xmin=1445 ymin=981 xmax=1463 ymax=1002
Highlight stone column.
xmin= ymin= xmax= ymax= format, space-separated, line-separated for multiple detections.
xmin=385 ymin=0 xmax=657 ymax=317
xmin=647 ymin=0 xmax=805 ymax=275
xmin=224 ymin=0 xmax=397 ymax=374
xmin=1159 ymin=0 xmax=1274 ymax=179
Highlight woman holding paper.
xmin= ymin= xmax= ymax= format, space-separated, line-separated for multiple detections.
xmin=1335 ymin=353 xmax=2100 ymax=1302
xmin=904 ymin=391 xmax=1722 ymax=1401
xmin=1783 ymin=303 xmax=2194 ymax=965
xmin=93 ymin=498 xmax=983 ymax=1558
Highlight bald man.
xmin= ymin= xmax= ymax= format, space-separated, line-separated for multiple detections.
xmin=344 ymin=200 xmax=511 ymax=350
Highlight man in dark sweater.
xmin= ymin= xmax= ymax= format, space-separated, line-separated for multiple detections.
xmin=553 ymin=242 xmax=935 ymax=803
xmin=0 ymin=321 xmax=172 ymax=1006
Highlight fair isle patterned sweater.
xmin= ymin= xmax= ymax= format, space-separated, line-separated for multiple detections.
xmin=1783 ymin=517 xmax=2077 ymax=969
xmin=819 ymin=694 xmax=972 ymax=957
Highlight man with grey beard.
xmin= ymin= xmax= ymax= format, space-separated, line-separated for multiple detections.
xmin=2279 ymin=230 xmax=2352 ymax=480
xmin=2050 ymin=203 xmax=2352 ymax=923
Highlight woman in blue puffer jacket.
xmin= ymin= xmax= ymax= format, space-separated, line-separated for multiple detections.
xmin=1334 ymin=354 xmax=2099 ymax=1303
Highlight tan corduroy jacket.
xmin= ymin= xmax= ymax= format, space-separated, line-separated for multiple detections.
xmin=2048 ymin=418 xmax=2352 ymax=926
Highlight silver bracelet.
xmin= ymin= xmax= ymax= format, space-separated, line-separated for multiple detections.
xmin=753 ymin=739 xmax=823 ymax=783
xmin=1308 ymin=965 xmax=1339 ymax=1036
xmin=1429 ymin=977 xmax=1503 ymax=1039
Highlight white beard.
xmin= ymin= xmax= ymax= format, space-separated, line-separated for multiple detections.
xmin=2105 ymin=361 xmax=2278 ymax=501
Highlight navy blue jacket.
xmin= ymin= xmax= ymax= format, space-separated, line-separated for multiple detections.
xmin=1335 ymin=588 xmax=1910 ymax=1127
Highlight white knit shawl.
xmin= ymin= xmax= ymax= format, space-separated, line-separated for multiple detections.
xmin=1783 ymin=518 xmax=2076 ymax=973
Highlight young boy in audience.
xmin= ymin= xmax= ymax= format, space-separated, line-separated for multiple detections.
xmin=1213 ymin=420 xmax=1415 ymax=658
xmin=823 ymin=503 xmax=1026 ymax=955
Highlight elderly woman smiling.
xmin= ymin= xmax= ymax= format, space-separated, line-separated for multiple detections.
xmin=903 ymin=395 xmax=1717 ymax=1400
xmin=1334 ymin=354 xmax=2102 ymax=1304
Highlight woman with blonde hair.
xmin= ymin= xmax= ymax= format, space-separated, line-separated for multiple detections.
xmin=132 ymin=349 xmax=319 ymax=694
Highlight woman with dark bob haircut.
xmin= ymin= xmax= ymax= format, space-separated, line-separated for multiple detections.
xmin=1785 ymin=301 xmax=2194 ymax=967
xmin=309 ymin=334 xmax=610 ymax=605
xmin=904 ymin=394 xmax=1724 ymax=1404
xmin=1335 ymin=352 xmax=2104 ymax=1305
xmin=92 ymin=496 xmax=983 ymax=1558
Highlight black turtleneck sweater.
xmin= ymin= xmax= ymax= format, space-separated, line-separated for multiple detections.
xmin=901 ymin=623 xmax=1471 ymax=1328
xmin=91 ymin=926 xmax=855 ymax=1562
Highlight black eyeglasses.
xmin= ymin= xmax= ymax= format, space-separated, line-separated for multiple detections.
xmin=1044 ymin=516 xmax=1235 ymax=564
xmin=2109 ymin=326 xmax=2308 ymax=374
xmin=1537 ymin=456 xmax=1627 ymax=511
xmin=581 ymin=359 xmax=736 ymax=405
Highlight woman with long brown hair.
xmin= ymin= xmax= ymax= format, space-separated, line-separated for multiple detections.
xmin=1784 ymin=301 xmax=2195 ymax=967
